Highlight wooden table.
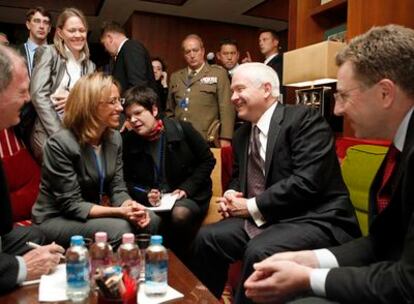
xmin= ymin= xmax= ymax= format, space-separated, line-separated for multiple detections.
xmin=0 ymin=251 xmax=219 ymax=304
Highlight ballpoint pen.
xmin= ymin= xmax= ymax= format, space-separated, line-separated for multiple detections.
xmin=26 ymin=241 xmax=66 ymax=260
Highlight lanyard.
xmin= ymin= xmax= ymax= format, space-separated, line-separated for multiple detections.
xmin=24 ymin=43 xmax=33 ymax=77
xmin=92 ymin=148 xmax=105 ymax=203
xmin=153 ymin=134 xmax=164 ymax=187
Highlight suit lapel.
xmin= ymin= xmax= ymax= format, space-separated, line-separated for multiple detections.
xmin=265 ymin=104 xmax=284 ymax=178
xmin=102 ymin=133 xmax=117 ymax=179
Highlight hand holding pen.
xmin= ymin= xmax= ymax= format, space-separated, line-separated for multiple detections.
xmin=23 ymin=242 xmax=65 ymax=281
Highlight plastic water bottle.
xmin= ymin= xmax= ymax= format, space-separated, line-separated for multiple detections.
xmin=118 ymin=233 xmax=140 ymax=281
xmin=145 ymin=235 xmax=168 ymax=296
xmin=66 ymin=235 xmax=90 ymax=302
xmin=89 ymin=232 xmax=113 ymax=278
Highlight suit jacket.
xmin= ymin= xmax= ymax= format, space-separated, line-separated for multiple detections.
xmin=327 ymin=111 xmax=414 ymax=303
xmin=122 ymin=118 xmax=215 ymax=208
xmin=229 ymin=103 xmax=360 ymax=244
xmin=166 ymin=63 xmax=235 ymax=140
xmin=0 ymin=160 xmax=19 ymax=293
xmin=266 ymin=53 xmax=286 ymax=99
xmin=32 ymin=128 xmax=130 ymax=224
xmin=30 ymin=45 xmax=95 ymax=159
xmin=112 ymin=39 xmax=156 ymax=93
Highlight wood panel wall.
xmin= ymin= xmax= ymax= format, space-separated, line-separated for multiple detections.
xmin=124 ymin=11 xmax=287 ymax=74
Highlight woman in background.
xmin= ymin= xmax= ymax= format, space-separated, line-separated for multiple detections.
xmin=151 ymin=57 xmax=168 ymax=114
xmin=122 ymin=86 xmax=215 ymax=260
xmin=30 ymin=7 xmax=95 ymax=162
xmin=32 ymin=73 xmax=158 ymax=248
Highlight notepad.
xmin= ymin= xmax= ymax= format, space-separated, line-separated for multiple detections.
xmin=38 ymin=264 xmax=68 ymax=302
xmin=137 ymin=284 xmax=184 ymax=304
xmin=147 ymin=193 xmax=179 ymax=211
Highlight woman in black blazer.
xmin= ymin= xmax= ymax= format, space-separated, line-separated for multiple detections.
xmin=122 ymin=86 xmax=215 ymax=259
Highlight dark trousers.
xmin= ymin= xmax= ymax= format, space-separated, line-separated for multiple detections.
xmin=190 ymin=218 xmax=335 ymax=304
xmin=1 ymin=225 xmax=46 ymax=255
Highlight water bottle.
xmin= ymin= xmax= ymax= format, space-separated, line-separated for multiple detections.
xmin=117 ymin=233 xmax=140 ymax=282
xmin=145 ymin=235 xmax=168 ymax=296
xmin=89 ymin=232 xmax=113 ymax=278
xmin=66 ymin=235 xmax=90 ymax=302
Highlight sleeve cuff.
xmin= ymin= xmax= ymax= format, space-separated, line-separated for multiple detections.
xmin=314 ymin=249 xmax=339 ymax=268
xmin=310 ymin=269 xmax=330 ymax=296
xmin=246 ymin=198 xmax=266 ymax=227
xmin=16 ymin=256 xmax=27 ymax=284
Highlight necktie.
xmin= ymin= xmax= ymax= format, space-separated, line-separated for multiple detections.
xmin=376 ymin=144 xmax=400 ymax=213
xmin=188 ymin=69 xmax=196 ymax=82
xmin=244 ymin=126 xmax=265 ymax=238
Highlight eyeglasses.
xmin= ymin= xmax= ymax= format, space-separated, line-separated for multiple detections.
xmin=101 ymin=97 xmax=125 ymax=106
xmin=333 ymin=86 xmax=362 ymax=104
xmin=32 ymin=18 xmax=51 ymax=26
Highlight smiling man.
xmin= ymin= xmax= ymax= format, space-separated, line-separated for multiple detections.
xmin=244 ymin=24 xmax=414 ymax=304
xmin=190 ymin=62 xmax=360 ymax=303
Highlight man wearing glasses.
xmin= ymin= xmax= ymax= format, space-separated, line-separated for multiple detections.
xmin=244 ymin=24 xmax=414 ymax=304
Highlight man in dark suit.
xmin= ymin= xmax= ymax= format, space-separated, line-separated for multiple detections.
xmin=190 ymin=62 xmax=360 ymax=303
xmin=259 ymin=29 xmax=285 ymax=100
xmin=100 ymin=21 xmax=157 ymax=94
xmin=244 ymin=24 xmax=414 ymax=304
xmin=0 ymin=45 xmax=63 ymax=294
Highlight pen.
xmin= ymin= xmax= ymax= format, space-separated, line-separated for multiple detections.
xmin=133 ymin=186 xmax=147 ymax=193
xmin=26 ymin=242 xmax=66 ymax=260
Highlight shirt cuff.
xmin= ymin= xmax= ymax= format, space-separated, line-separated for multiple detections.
xmin=314 ymin=249 xmax=339 ymax=268
xmin=246 ymin=198 xmax=266 ymax=227
xmin=16 ymin=256 xmax=27 ymax=284
xmin=310 ymin=269 xmax=330 ymax=296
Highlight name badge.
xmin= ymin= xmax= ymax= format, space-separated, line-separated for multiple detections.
xmin=179 ymin=98 xmax=189 ymax=108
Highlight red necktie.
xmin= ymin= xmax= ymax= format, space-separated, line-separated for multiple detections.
xmin=376 ymin=144 xmax=400 ymax=213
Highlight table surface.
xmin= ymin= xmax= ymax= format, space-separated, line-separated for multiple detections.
xmin=0 ymin=250 xmax=219 ymax=304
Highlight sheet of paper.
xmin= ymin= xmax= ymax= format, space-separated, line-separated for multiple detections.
xmin=38 ymin=264 xmax=69 ymax=302
xmin=147 ymin=193 xmax=178 ymax=211
xmin=138 ymin=284 xmax=184 ymax=304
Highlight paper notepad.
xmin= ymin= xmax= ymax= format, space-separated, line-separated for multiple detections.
xmin=147 ymin=193 xmax=179 ymax=211
xmin=138 ymin=284 xmax=184 ymax=304
xmin=38 ymin=264 xmax=68 ymax=302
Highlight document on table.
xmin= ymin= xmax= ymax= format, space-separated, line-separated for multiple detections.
xmin=137 ymin=284 xmax=184 ymax=304
xmin=147 ymin=193 xmax=179 ymax=211
xmin=38 ymin=264 xmax=68 ymax=302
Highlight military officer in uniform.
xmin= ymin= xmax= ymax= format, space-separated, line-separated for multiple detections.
xmin=166 ymin=34 xmax=235 ymax=147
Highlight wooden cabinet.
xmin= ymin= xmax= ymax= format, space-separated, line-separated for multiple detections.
xmin=288 ymin=0 xmax=414 ymax=136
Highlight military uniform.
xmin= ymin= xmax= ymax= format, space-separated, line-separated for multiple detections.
xmin=166 ymin=63 xmax=235 ymax=141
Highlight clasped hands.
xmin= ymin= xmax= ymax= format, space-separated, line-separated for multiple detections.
xmin=120 ymin=199 xmax=150 ymax=228
xmin=217 ymin=191 xmax=250 ymax=218
xmin=244 ymin=250 xmax=319 ymax=303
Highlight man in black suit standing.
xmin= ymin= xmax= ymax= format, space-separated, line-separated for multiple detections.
xmin=259 ymin=29 xmax=285 ymax=100
xmin=0 ymin=45 xmax=63 ymax=294
xmin=100 ymin=21 xmax=157 ymax=94
xmin=244 ymin=24 xmax=414 ymax=304
xmin=190 ymin=62 xmax=360 ymax=303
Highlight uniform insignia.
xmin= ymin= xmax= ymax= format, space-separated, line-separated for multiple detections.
xmin=200 ymin=77 xmax=218 ymax=84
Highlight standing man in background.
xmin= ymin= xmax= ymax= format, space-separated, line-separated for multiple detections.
xmin=216 ymin=38 xmax=240 ymax=80
xmin=17 ymin=7 xmax=52 ymax=149
xmin=100 ymin=21 xmax=157 ymax=94
xmin=259 ymin=29 xmax=285 ymax=100
xmin=166 ymin=34 xmax=235 ymax=147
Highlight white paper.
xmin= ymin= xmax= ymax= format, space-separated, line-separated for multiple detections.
xmin=147 ymin=193 xmax=178 ymax=211
xmin=137 ymin=284 xmax=184 ymax=304
xmin=38 ymin=264 xmax=69 ymax=302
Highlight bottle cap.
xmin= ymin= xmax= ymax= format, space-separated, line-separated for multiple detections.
xmin=150 ymin=235 xmax=163 ymax=245
xmin=70 ymin=235 xmax=84 ymax=246
xmin=122 ymin=233 xmax=135 ymax=244
xmin=95 ymin=232 xmax=108 ymax=243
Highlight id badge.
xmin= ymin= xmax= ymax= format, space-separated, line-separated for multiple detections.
xmin=179 ymin=98 xmax=188 ymax=109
